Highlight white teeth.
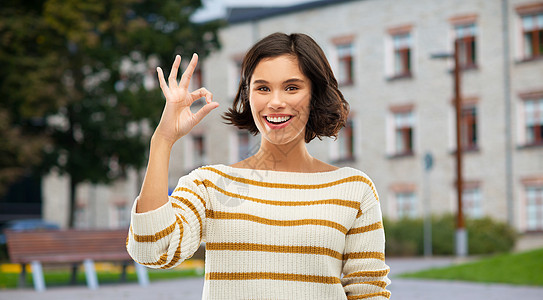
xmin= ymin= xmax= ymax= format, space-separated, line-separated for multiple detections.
xmin=266 ymin=116 xmax=291 ymax=123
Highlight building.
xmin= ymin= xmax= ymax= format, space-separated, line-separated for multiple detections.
xmin=41 ymin=0 xmax=543 ymax=250
xmin=186 ymin=0 xmax=543 ymax=248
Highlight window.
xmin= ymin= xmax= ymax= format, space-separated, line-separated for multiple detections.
xmin=526 ymin=185 xmax=543 ymax=231
xmin=524 ymin=97 xmax=543 ymax=145
xmin=114 ymin=203 xmax=130 ymax=228
xmin=463 ymin=186 xmax=483 ymax=219
xmin=337 ymin=118 xmax=355 ymax=161
xmin=393 ymin=110 xmax=414 ymax=156
xmin=461 ymin=106 xmax=478 ymax=150
xmin=238 ymin=131 xmax=251 ymax=161
xmin=234 ymin=59 xmax=242 ymax=85
xmin=396 ymin=192 xmax=417 ymax=219
xmin=336 ymin=43 xmax=354 ymax=85
xmin=192 ymin=134 xmax=206 ymax=167
xmin=521 ymin=12 xmax=543 ymax=59
xmin=454 ymin=23 xmax=477 ymax=68
xmin=188 ymin=63 xmax=206 ymax=107
xmin=74 ymin=204 xmax=87 ymax=229
xmin=229 ymin=56 xmax=244 ymax=98
xmin=193 ymin=64 xmax=203 ymax=88
xmin=392 ymin=33 xmax=412 ymax=77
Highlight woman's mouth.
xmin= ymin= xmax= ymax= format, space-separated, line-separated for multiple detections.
xmin=264 ymin=115 xmax=293 ymax=129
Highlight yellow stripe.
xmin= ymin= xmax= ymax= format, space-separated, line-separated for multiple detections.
xmin=347 ymin=291 xmax=391 ymax=299
xmin=206 ymin=242 xmax=343 ymax=260
xmin=135 ymin=216 xmax=184 ymax=267
xmin=138 ymin=252 xmax=169 ymax=267
xmin=347 ymin=222 xmax=383 ymax=235
xmin=196 ymin=179 xmax=359 ymax=209
xmin=161 ymin=215 xmax=185 ymax=269
xmin=201 ymin=166 xmax=379 ymax=201
xmin=343 ymin=251 xmax=385 ymax=261
xmin=343 ymin=280 xmax=389 ymax=289
xmin=206 ymin=209 xmax=348 ymax=234
xmin=173 ymin=187 xmax=207 ymax=209
xmin=205 ymin=272 xmax=341 ymax=284
xmin=171 ymin=196 xmax=203 ymax=239
xmin=343 ymin=269 xmax=390 ymax=278
xmin=176 ymin=211 xmax=189 ymax=224
xmin=131 ymin=218 xmax=177 ymax=243
xmin=356 ymin=208 xmax=363 ymax=218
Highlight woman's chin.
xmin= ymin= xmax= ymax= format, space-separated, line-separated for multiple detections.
xmin=262 ymin=131 xmax=304 ymax=146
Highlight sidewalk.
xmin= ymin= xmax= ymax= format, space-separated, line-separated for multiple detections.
xmin=1 ymin=257 xmax=542 ymax=299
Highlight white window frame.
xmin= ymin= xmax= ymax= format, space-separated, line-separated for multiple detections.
xmin=385 ymin=26 xmax=415 ymax=78
xmin=525 ymin=185 xmax=543 ymax=231
xmin=336 ymin=43 xmax=355 ymax=85
xmin=387 ymin=109 xmax=415 ymax=156
xmin=329 ymin=115 xmax=360 ymax=162
xmin=463 ymin=186 xmax=483 ymax=219
xmin=395 ymin=192 xmax=417 ymax=219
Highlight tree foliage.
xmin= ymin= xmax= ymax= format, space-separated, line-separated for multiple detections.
xmin=0 ymin=0 xmax=222 ymax=227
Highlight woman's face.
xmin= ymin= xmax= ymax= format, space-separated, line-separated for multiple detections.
xmin=249 ymin=55 xmax=311 ymax=145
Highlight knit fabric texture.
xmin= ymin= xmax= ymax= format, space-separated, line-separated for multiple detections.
xmin=127 ymin=164 xmax=391 ymax=299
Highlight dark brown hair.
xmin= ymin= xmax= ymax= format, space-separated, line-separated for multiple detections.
xmin=222 ymin=32 xmax=350 ymax=143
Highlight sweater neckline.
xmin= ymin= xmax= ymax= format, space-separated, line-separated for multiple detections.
xmin=214 ymin=164 xmax=351 ymax=176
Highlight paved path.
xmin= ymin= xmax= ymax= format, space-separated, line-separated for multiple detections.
xmin=1 ymin=257 xmax=542 ymax=299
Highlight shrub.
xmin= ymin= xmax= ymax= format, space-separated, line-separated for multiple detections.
xmin=467 ymin=217 xmax=517 ymax=255
xmin=383 ymin=217 xmax=423 ymax=256
xmin=383 ymin=214 xmax=517 ymax=256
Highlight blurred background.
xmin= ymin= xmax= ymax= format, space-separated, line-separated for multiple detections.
xmin=1 ymin=0 xmax=543 ymax=291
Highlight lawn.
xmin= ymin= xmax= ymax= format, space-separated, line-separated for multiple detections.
xmin=400 ymin=248 xmax=543 ymax=286
xmin=0 ymin=259 xmax=204 ymax=289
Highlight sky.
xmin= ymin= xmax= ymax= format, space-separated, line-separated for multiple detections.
xmin=192 ymin=0 xmax=315 ymax=22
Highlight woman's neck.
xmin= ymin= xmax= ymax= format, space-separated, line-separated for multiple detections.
xmin=252 ymin=138 xmax=314 ymax=172
xmin=231 ymin=136 xmax=338 ymax=173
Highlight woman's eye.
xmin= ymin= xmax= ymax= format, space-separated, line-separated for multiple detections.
xmin=257 ymin=86 xmax=270 ymax=92
xmin=286 ymin=86 xmax=299 ymax=91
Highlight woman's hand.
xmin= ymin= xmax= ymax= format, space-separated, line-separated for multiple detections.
xmin=153 ymin=54 xmax=219 ymax=146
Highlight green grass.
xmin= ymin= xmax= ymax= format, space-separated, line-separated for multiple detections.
xmin=0 ymin=266 xmax=203 ymax=289
xmin=400 ymin=248 xmax=543 ymax=286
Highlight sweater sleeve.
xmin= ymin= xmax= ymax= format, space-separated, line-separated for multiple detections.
xmin=341 ymin=178 xmax=391 ymax=299
xmin=126 ymin=168 xmax=208 ymax=269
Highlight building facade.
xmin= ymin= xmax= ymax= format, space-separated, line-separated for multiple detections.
xmin=190 ymin=0 xmax=543 ymax=235
xmin=43 ymin=0 xmax=543 ymax=249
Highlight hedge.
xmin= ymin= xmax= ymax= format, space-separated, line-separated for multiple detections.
xmin=383 ymin=214 xmax=517 ymax=256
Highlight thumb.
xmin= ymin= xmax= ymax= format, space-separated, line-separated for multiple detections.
xmin=193 ymin=101 xmax=219 ymax=124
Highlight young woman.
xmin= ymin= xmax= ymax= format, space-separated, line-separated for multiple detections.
xmin=127 ymin=33 xmax=391 ymax=299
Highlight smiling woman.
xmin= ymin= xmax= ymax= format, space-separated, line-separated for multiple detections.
xmin=223 ymin=32 xmax=349 ymax=146
xmin=248 ymin=55 xmax=311 ymax=145
xmin=126 ymin=32 xmax=391 ymax=299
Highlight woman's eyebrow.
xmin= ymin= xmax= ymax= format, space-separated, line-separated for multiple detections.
xmin=252 ymin=79 xmax=269 ymax=85
xmin=251 ymin=78 xmax=305 ymax=85
xmin=284 ymin=78 xmax=305 ymax=84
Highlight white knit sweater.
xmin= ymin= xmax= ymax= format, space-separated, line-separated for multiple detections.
xmin=127 ymin=164 xmax=391 ymax=299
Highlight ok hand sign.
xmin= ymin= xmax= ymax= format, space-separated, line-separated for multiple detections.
xmin=153 ymin=54 xmax=219 ymax=146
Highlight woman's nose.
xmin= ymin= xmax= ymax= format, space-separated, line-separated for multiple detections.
xmin=267 ymin=91 xmax=286 ymax=109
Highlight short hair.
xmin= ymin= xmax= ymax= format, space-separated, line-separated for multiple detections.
xmin=222 ymin=32 xmax=350 ymax=143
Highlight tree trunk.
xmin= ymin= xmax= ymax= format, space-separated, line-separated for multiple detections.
xmin=68 ymin=176 xmax=77 ymax=228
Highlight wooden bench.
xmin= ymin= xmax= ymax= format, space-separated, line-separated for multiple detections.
xmin=5 ymin=229 xmax=148 ymax=291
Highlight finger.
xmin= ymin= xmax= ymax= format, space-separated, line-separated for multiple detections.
xmin=157 ymin=67 xmax=173 ymax=100
xmin=190 ymin=87 xmax=213 ymax=104
xmin=193 ymin=101 xmax=219 ymax=124
xmin=168 ymin=55 xmax=181 ymax=87
xmin=179 ymin=53 xmax=198 ymax=89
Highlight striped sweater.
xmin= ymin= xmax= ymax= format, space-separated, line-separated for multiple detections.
xmin=127 ymin=164 xmax=391 ymax=299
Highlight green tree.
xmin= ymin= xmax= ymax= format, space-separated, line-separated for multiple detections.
xmin=0 ymin=0 xmax=66 ymax=196
xmin=0 ymin=0 xmax=221 ymax=227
